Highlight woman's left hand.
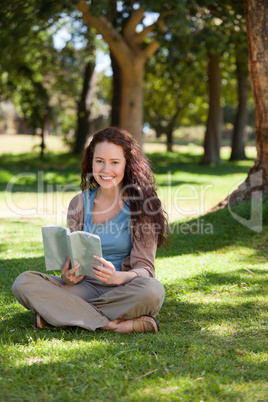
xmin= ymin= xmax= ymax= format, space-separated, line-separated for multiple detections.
xmin=92 ymin=255 xmax=119 ymax=285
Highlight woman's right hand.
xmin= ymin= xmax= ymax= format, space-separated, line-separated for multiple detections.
xmin=61 ymin=258 xmax=84 ymax=285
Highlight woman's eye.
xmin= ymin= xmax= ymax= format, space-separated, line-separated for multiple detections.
xmin=112 ymin=161 xmax=119 ymax=165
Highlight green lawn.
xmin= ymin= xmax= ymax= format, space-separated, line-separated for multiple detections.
xmin=0 ymin=143 xmax=267 ymax=401
xmin=0 ymin=141 xmax=257 ymax=222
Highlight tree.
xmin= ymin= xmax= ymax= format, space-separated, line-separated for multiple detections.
xmin=221 ymin=4 xmax=251 ymax=161
xmin=144 ymin=34 xmax=207 ymax=152
xmin=76 ymin=0 xmax=188 ymax=143
xmin=73 ymin=57 xmax=96 ymax=153
xmin=76 ymin=0 xmax=162 ymax=142
xmin=72 ymin=28 xmax=96 ymax=154
xmin=144 ymin=50 xmax=182 ymax=152
xmin=14 ymin=72 xmax=52 ymax=158
xmin=186 ymin=3 xmax=225 ymax=165
xmin=0 ymin=1 xmax=73 ymax=157
xmin=191 ymin=3 xmax=232 ymax=165
xmin=194 ymin=1 xmax=248 ymax=164
xmin=0 ymin=15 xmax=58 ymax=157
xmin=229 ymin=37 xmax=250 ymax=160
xmin=106 ymin=0 xmax=121 ymax=127
xmin=238 ymin=0 xmax=268 ymax=195
xmin=218 ymin=0 xmax=268 ymax=206
xmin=0 ymin=3 xmax=98 ymax=155
xmin=202 ymin=51 xmax=222 ymax=164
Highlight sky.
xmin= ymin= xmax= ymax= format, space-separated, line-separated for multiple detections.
xmin=53 ymin=25 xmax=112 ymax=75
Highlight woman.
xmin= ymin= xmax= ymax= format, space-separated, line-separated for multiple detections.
xmin=12 ymin=127 xmax=168 ymax=333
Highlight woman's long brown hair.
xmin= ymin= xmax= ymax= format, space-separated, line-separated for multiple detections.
xmin=80 ymin=127 xmax=168 ymax=247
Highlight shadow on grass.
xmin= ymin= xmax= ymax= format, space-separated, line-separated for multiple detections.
xmin=0 ymin=257 xmax=55 ymax=299
xmin=164 ymin=270 xmax=268 ymax=299
xmin=0 ymin=150 xmax=255 ymax=194
xmin=0 ymin=169 xmax=81 ymax=193
xmin=158 ymin=201 xmax=268 ymax=258
xmin=148 ymin=151 xmax=254 ymax=177
xmin=0 ymin=152 xmax=81 ymax=193
xmin=0 ymin=152 xmax=81 ymax=169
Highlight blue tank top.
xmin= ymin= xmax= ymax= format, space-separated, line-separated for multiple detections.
xmin=83 ymin=188 xmax=132 ymax=271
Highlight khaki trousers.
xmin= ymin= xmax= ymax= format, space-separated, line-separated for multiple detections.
xmin=12 ymin=271 xmax=165 ymax=331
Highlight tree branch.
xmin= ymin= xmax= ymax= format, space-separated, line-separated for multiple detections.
xmin=142 ymin=39 xmax=160 ymax=60
xmin=134 ymin=23 xmax=156 ymax=44
xmin=123 ymin=6 xmax=145 ymax=42
xmin=77 ymin=0 xmax=120 ymax=43
xmin=77 ymin=0 xmax=132 ymax=66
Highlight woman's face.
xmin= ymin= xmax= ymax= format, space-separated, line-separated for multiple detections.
xmin=92 ymin=141 xmax=126 ymax=190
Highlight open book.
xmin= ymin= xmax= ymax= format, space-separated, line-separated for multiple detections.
xmin=41 ymin=225 xmax=102 ymax=276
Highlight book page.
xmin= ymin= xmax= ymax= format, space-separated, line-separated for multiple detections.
xmin=67 ymin=231 xmax=102 ymax=276
xmin=42 ymin=226 xmax=70 ymax=271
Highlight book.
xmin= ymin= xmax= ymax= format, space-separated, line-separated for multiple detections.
xmin=41 ymin=225 xmax=102 ymax=276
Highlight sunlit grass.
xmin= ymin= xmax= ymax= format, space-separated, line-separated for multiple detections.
xmin=0 ymin=134 xmax=69 ymax=154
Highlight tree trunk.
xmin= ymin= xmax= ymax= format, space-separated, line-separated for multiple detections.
xmin=202 ymin=52 xmax=222 ymax=164
xmin=230 ymin=42 xmax=249 ymax=161
xmin=110 ymin=51 xmax=121 ymax=127
xmin=108 ymin=0 xmax=121 ymax=127
xmin=73 ymin=59 xmax=95 ymax=154
xmin=77 ymin=0 xmax=160 ymax=145
xmin=214 ymin=0 xmax=268 ymax=209
xmin=240 ymin=0 xmax=268 ymax=194
xmin=155 ymin=127 xmax=162 ymax=138
xmin=40 ymin=121 xmax=45 ymax=159
xmin=120 ymin=58 xmax=144 ymax=143
xmin=166 ymin=129 xmax=173 ymax=152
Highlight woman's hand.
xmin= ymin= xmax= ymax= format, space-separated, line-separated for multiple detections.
xmin=92 ymin=255 xmax=137 ymax=285
xmin=61 ymin=258 xmax=85 ymax=285
xmin=92 ymin=256 xmax=119 ymax=284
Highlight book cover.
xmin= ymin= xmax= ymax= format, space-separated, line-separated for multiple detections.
xmin=41 ymin=225 xmax=102 ymax=276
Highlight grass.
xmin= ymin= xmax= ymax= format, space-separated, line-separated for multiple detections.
xmin=1 ymin=204 xmax=268 ymax=401
xmin=0 ymin=137 xmax=267 ymax=401
xmin=0 ymin=135 xmax=257 ymax=222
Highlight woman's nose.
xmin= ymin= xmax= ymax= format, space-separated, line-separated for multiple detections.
xmin=102 ymin=163 xmax=110 ymax=172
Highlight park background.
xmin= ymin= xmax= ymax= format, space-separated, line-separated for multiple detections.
xmin=0 ymin=1 xmax=268 ymax=401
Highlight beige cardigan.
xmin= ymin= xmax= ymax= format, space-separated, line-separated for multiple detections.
xmin=67 ymin=193 xmax=157 ymax=278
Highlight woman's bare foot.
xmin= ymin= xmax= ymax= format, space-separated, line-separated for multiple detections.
xmin=101 ymin=316 xmax=160 ymax=333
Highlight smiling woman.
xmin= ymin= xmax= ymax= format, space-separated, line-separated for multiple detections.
xmin=12 ymin=127 xmax=169 ymax=334
xmin=92 ymin=142 xmax=126 ymax=191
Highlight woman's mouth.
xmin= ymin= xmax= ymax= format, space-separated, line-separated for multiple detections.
xmin=100 ymin=176 xmax=114 ymax=181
